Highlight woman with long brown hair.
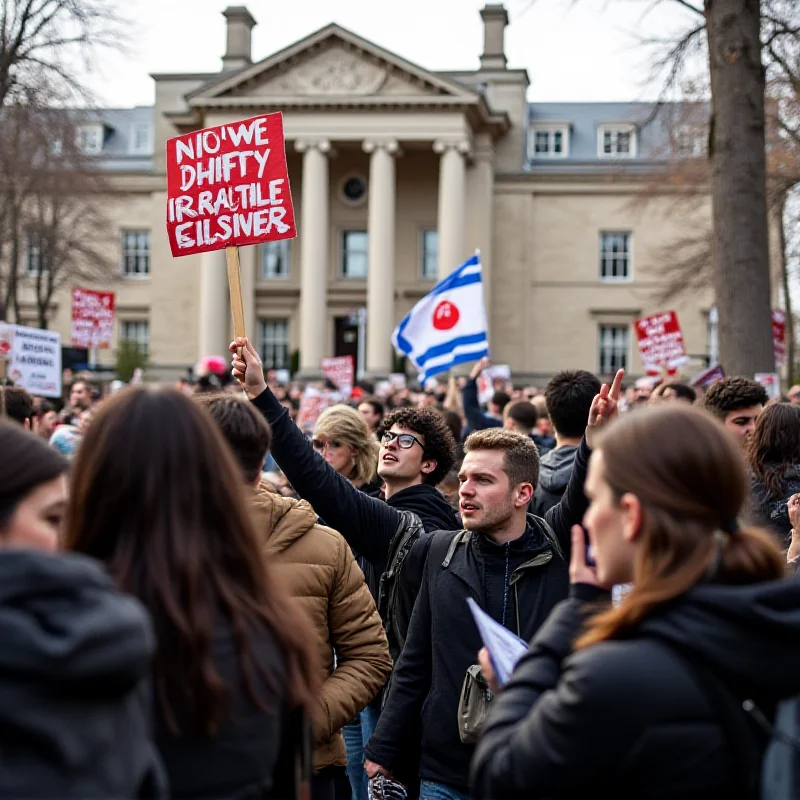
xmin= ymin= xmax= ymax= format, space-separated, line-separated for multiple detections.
xmin=747 ymin=402 xmax=800 ymax=545
xmin=65 ymin=387 xmax=318 ymax=800
xmin=471 ymin=405 xmax=800 ymax=799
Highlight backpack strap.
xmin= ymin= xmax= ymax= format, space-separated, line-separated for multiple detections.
xmin=442 ymin=530 xmax=471 ymax=568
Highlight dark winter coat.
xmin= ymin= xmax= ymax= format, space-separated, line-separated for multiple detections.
xmin=155 ymin=615 xmax=304 ymax=799
xmin=749 ymin=465 xmax=800 ymax=546
xmin=471 ymin=579 xmax=800 ymax=799
xmin=363 ymin=439 xmax=592 ymax=793
xmin=0 ymin=549 xmax=165 ymax=798
xmin=533 ymin=444 xmax=579 ymax=517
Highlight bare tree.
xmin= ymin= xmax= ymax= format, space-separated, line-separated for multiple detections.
xmin=0 ymin=95 xmax=116 ymax=327
xmin=0 ymin=0 xmax=126 ymax=107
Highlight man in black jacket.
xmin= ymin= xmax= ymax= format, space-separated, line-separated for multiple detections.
xmin=363 ymin=372 xmax=623 ymax=800
xmin=229 ymin=336 xmax=460 ymax=649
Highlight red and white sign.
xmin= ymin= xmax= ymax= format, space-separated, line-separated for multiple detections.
xmin=634 ymin=311 xmax=689 ymax=374
xmin=321 ymin=355 xmax=355 ymax=398
xmin=756 ymin=372 xmax=781 ymax=399
xmin=772 ymin=309 xmax=787 ymax=367
xmin=71 ymin=287 xmax=115 ymax=349
xmin=166 ymin=113 xmax=296 ymax=258
xmin=691 ymin=363 xmax=725 ymax=389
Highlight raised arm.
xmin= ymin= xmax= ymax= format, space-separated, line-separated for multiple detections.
xmin=230 ymin=337 xmax=400 ymax=566
xmin=462 ymin=357 xmax=498 ymax=433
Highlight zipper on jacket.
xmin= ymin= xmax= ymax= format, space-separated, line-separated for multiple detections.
xmin=501 ymin=542 xmax=510 ymax=627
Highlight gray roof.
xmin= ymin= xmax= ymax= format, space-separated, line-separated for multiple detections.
xmin=525 ymin=101 xmax=708 ymax=173
xmin=78 ymin=106 xmax=155 ymax=171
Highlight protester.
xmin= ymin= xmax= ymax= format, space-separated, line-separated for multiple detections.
xmin=703 ymin=377 xmax=768 ymax=451
xmin=462 ymin=357 xmax=511 ymax=435
xmin=66 ymin=387 xmax=319 ymax=800
xmin=0 ymin=384 xmax=34 ymax=428
xmin=534 ymin=370 xmax=601 ymax=516
xmin=363 ymin=372 xmax=623 ymax=800
xmin=49 ymin=424 xmax=82 ymax=459
xmin=63 ymin=379 xmax=95 ymax=424
xmin=470 ymin=404 xmax=799 ymax=799
xmin=32 ymin=398 xmax=59 ymax=440
xmin=357 ymin=398 xmax=384 ymax=435
xmin=314 ymin=404 xmax=382 ymax=494
xmin=789 ymin=384 xmax=800 ymax=405
xmin=230 ymin=337 xmax=459 ymax=656
xmin=660 ymin=381 xmax=697 ymax=405
xmin=200 ymin=394 xmax=392 ymax=800
xmin=747 ymin=402 xmax=800 ymax=545
xmin=0 ymin=419 xmax=164 ymax=796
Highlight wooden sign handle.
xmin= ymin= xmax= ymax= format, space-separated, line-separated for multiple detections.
xmin=226 ymin=246 xmax=247 ymax=341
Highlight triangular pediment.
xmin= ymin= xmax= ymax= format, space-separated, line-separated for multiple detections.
xmin=190 ymin=24 xmax=477 ymax=102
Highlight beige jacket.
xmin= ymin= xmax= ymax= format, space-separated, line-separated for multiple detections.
xmin=250 ymin=480 xmax=392 ymax=770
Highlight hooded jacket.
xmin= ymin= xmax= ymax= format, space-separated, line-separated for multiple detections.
xmin=471 ymin=578 xmax=800 ymax=799
xmin=250 ymin=481 xmax=393 ymax=771
xmin=0 ymin=549 xmax=164 ymax=798
xmin=533 ymin=445 xmax=579 ymax=517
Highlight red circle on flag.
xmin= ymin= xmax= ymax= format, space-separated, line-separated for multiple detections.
xmin=433 ymin=301 xmax=460 ymax=331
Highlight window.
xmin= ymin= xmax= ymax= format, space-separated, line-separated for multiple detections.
xmin=121 ymin=320 xmax=149 ymax=357
xmin=529 ymin=125 xmax=569 ymax=159
xmin=598 ymin=325 xmax=629 ymax=374
xmin=131 ymin=123 xmax=152 ymax=154
xmin=121 ymin=230 xmax=150 ymax=276
xmin=341 ymin=231 xmax=368 ymax=279
xmin=421 ymin=229 xmax=438 ymax=280
xmin=340 ymin=175 xmax=368 ymax=205
xmin=260 ymin=239 xmax=290 ymax=279
xmin=599 ymin=232 xmax=632 ymax=281
xmin=598 ymin=125 xmax=636 ymax=158
xmin=676 ymin=126 xmax=706 ymax=158
xmin=25 ymin=231 xmax=48 ymax=276
xmin=258 ymin=319 xmax=289 ymax=369
xmin=78 ymin=124 xmax=104 ymax=155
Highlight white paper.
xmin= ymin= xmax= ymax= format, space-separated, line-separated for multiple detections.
xmin=0 ymin=323 xmax=61 ymax=398
xmin=467 ymin=597 xmax=529 ymax=686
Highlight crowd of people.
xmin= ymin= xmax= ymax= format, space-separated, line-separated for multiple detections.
xmin=2 ymin=345 xmax=800 ymax=799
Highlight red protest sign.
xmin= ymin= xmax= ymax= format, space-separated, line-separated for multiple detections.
xmin=165 ymin=113 xmax=296 ymax=258
xmin=633 ymin=311 xmax=689 ymax=373
xmin=772 ymin=309 xmax=787 ymax=367
xmin=321 ymin=356 xmax=355 ymax=398
xmin=71 ymin=288 xmax=115 ymax=349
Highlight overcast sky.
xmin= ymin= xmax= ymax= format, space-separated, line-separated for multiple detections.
xmin=87 ymin=0 xmax=700 ymax=108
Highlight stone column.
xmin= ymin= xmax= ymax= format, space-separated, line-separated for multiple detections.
xmin=363 ymin=138 xmax=400 ymax=377
xmin=467 ymin=134 xmax=495 ymax=340
xmin=198 ymin=248 xmax=229 ymax=358
xmin=295 ymin=139 xmax=331 ymax=377
xmin=434 ymin=139 xmax=470 ymax=279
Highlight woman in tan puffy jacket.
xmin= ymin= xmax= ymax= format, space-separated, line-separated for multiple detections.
xmin=200 ymin=394 xmax=393 ymax=800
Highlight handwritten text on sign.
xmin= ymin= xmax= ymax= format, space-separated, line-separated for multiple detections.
xmin=71 ymin=287 xmax=115 ymax=349
xmin=634 ymin=311 xmax=689 ymax=371
xmin=0 ymin=323 xmax=61 ymax=398
xmin=165 ymin=113 xmax=297 ymax=257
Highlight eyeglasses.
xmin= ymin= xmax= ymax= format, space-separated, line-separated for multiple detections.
xmin=311 ymin=439 xmax=344 ymax=452
xmin=380 ymin=430 xmax=425 ymax=451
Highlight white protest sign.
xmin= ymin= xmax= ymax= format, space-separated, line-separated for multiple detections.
xmin=0 ymin=324 xmax=62 ymax=398
xmin=466 ymin=597 xmax=528 ymax=687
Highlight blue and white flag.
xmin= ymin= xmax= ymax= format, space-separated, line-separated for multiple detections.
xmin=391 ymin=252 xmax=489 ymax=383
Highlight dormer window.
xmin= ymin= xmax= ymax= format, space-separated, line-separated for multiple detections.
xmin=131 ymin=123 xmax=152 ymax=154
xmin=78 ymin=124 xmax=104 ymax=154
xmin=598 ymin=124 xmax=637 ymax=158
xmin=529 ymin=124 xmax=569 ymax=159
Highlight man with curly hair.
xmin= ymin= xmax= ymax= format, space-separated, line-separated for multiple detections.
xmin=229 ymin=338 xmax=460 ymax=649
xmin=703 ymin=377 xmax=768 ymax=451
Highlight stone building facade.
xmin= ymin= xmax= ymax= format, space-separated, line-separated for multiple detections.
xmin=19 ymin=4 xmax=742 ymax=383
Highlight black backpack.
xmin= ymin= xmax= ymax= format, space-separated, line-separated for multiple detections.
xmin=377 ymin=510 xmax=425 ymax=662
xmin=673 ymin=648 xmax=800 ymax=799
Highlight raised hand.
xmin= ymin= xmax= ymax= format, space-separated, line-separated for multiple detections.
xmin=586 ymin=369 xmax=624 ymax=449
xmin=229 ymin=337 xmax=267 ymax=400
xmin=470 ymin=356 xmax=491 ymax=381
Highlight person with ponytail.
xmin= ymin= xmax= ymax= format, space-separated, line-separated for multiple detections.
xmin=471 ymin=404 xmax=800 ymax=799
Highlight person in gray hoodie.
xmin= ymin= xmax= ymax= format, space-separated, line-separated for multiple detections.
xmin=534 ymin=370 xmax=601 ymax=516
